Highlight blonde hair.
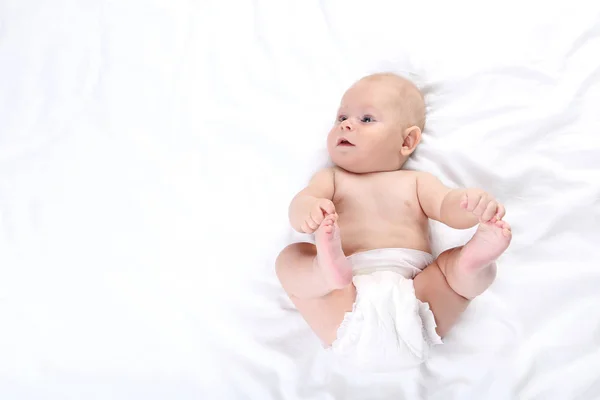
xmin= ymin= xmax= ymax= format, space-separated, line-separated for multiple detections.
xmin=361 ymin=72 xmax=426 ymax=131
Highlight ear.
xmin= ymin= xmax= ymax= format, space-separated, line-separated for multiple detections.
xmin=400 ymin=126 xmax=422 ymax=156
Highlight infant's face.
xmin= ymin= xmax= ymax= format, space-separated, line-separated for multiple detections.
xmin=327 ymin=79 xmax=406 ymax=173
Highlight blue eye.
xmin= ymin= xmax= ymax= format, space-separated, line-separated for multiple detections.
xmin=361 ymin=115 xmax=374 ymax=123
xmin=337 ymin=115 xmax=347 ymax=123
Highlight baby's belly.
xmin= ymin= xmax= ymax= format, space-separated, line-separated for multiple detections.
xmin=338 ymin=220 xmax=430 ymax=256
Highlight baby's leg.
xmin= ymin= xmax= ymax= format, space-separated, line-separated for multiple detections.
xmin=276 ymin=216 xmax=355 ymax=345
xmin=414 ymin=220 xmax=512 ymax=337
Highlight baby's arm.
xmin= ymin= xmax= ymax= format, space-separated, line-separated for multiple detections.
xmin=416 ymin=172 xmax=505 ymax=229
xmin=289 ymin=168 xmax=336 ymax=233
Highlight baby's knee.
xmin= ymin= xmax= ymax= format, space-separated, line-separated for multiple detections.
xmin=434 ymin=247 xmax=462 ymax=276
xmin=276 ymin=242 xmax=315 ymax=272
xmin=275 ymin=246 xmax=292 ymax=278
xmin=278 ymin=242 xmax=314 ymax=259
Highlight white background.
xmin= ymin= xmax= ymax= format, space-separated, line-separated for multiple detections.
xmin=1 ymin=0 xmax=599 ymax=398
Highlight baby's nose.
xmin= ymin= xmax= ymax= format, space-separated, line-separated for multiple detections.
xmin=340 ymin=120 xmax=353 ymax=131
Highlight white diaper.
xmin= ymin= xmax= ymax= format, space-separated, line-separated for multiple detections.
xmin=329 ymin=248 xmax=443 ymax=371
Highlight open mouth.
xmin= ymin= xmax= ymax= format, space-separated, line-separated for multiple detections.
xmin=337 ymin=138 xmax=355 ymax=147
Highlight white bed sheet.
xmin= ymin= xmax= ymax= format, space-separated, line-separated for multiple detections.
xmin=1 ymin=1 xmax=599 ymax=398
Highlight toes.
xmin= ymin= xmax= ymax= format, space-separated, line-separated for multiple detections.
xmin=495 ymin=220 xmax=511 ymax=231
xmin=318 ymin=218 xmax=334 ymax=230
xmin=493 ymin=219 xmax=512 ymax=237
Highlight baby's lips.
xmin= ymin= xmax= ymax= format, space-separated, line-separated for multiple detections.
xmin=337 ymin=137 xmax=355 ymax=146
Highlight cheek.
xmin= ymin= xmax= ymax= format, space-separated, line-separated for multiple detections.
xmin=367 ymin=132 xmax=397 ymax=155
xmin=326 ymin=131 xmax=337 ymax=150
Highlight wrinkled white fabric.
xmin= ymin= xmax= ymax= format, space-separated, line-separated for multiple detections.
xmin=2 ymin=1 xmax=600 ymax=398
xmin=329 ymin=249 xmax=442 ymax=371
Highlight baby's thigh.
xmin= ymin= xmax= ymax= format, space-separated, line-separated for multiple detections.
xmin=289 ymin=285 xmax=356 ymax=346
xmin=413 ymin=262 xmax=470 ymax=338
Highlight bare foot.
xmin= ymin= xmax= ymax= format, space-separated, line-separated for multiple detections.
xmin=314 ymin=214 xmax=353 ymax=289
xmin=446 ymin=220 xmax=512 ymax=299
xmin=459 ymin=220 xmax=512 ymax=272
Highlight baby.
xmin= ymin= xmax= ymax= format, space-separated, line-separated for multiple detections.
xmin=276 ymin=73 xmax=512 ymax=370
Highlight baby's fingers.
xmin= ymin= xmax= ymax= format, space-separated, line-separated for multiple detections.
xmin=473 ymin=195 xmax=490 ymax=217
xmin=463 ymin=192 xmax=483 ymax=212
xmin=318 ymin=199 xmax=336 ymax=215
xmin=480 ymin=201 xmax=498 ymax=222
xmin=301 ymin=220 xmax=316 ymax=234
xmin=310 ymin=207 xmax=325 ymax=226
xmin=495 ymin=203 xmax=506 ymax=220
xmin=308 ymin=215 xmax=320 ymax=230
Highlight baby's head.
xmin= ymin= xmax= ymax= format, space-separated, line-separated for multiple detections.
xmin=327 ymin=73 xmax=425 ymax=174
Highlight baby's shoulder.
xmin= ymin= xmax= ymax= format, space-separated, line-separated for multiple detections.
xmin=386 ymin=169 xmax=423 ymax=187
xmin=308 ymin=166 xmax=336 ymax=183
xmin=396 ymin=169 xmax=422 ymax=179
xmin=397 ymin=169 xmax=440 ymax=184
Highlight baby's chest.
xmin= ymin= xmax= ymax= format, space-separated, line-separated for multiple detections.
xmin=334 ymin=176 xmax=419 ymax=216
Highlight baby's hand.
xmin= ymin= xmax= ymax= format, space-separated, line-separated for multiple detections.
xmin=460 ymin=189 xmax=506 ymax=223
xmin=301 ymin=198 xmax=336 ymax=234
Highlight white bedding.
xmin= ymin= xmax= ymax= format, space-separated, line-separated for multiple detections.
xmin=1 ymin=1 xmax=599 ymax=398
